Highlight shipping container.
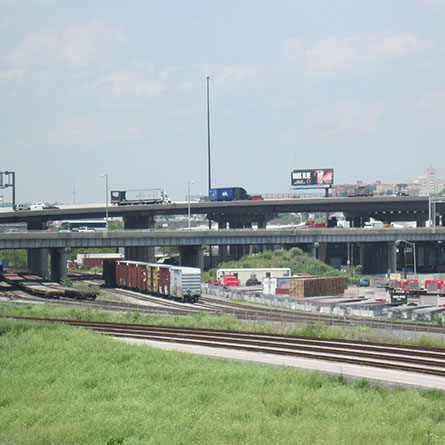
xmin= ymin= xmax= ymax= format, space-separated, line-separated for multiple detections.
xmin=289 ymin=277 xmax=348 ymax=298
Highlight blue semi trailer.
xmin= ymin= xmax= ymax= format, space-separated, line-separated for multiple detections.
xmin=209 ymin=187 xmax=251 ymax=201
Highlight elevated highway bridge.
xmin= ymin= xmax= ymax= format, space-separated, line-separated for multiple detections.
xmin=0 ymin=196 xmax=443 ymax=228
xmin=1 ymin=196 xmax=444 ymax=281
xmin=1 ymin=226 xmax=444 ymax=282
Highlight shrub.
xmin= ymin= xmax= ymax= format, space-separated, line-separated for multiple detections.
xmin=60 ymin=276 xmax=73 ymax=287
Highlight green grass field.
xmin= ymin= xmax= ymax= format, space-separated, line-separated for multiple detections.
xmin=1 ymin=314 xmax=445 ymax=444
xmin=2 ymin=301 xmax=445 ymax=350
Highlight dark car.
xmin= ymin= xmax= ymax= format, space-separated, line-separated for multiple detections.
xmin=245 ymin=277 xmax=261 ymax=286
xmin=358 ymin=277 xmax=370 ymax=287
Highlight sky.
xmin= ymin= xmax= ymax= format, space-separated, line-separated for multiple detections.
xmin=1 ymin=0 xmax=445 ymax=204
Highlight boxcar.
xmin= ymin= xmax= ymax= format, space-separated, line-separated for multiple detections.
xmin=169 ymin=266 xmax=201 ymax=302
xmin=158 ymin=265 xmax=170 ymax=297
xmin=103 ymin=259 xmax=117 ymax=286
xmin=103 ymin=260 xmax=201 ymax=302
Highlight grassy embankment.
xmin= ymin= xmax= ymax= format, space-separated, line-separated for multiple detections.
xmin=1 ymin=316 xmax=444 ymax=445
xmin=2 ymin=301 xmax=445 ymax=350
xmin=203 ymin=248 xmax=364 ymax=284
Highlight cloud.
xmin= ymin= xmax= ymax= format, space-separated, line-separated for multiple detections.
xmin=217 ymin=65 xmax=258 ymax=87
xmin=420 ymin=0 xmax=445 ymax=6
xmin=286 ymin=37 xmax=355 ymax=74
xmin=0 ymin=69 xmax=25 ymax=82
xmin=307 ymin=100 xmax=390 ymax=142
xmin=285 ymin=33 xmax=432 ymax=74
xmin=10 ymin=21 xmax=126 ymax=67
xmin=419 ymin=90 xmax=445 ymax=113
xmin=97 ymin=63 xmax=165 ymax=99
xmin=370 ymin=33 xmax=432 ymax=58
xmin=203 ymin=64 xmax=259 ymax=89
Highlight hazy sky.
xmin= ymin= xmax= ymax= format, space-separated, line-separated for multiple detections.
xmin=1 ymin=0 xmax=445 ymax=204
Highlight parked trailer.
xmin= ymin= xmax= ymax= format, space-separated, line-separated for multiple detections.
xmin=103 ymin=259 xmax=201 ymax=303
xmin=217 ymin=268 xmax=291 ymax=286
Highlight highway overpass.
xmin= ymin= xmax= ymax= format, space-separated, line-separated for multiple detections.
xmin=0 ymin=196 xmax=443 ymax=228
xmin=1 ymin=227 xmax=445 ymax=281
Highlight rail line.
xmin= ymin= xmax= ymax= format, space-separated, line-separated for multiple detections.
xmin=3 ymin=283 xmax=445 ymax=337
xmin=7 ymin=317 xmax=445 ymax=377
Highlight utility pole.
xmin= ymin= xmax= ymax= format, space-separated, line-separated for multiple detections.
xmin=206 ymin=75 xmax=213 ymax=268
xmin=206 ymin=75 xmax=211 ymax=196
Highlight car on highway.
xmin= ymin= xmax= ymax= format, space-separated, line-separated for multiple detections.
xmin=13 ymin=204 xmax=31 ymax=211
xmin=30 ymin=202 xmax=45 ymax=210
xmin=77 ymin=227 xmax=96 ymax=232
xmin=30 ymin=202 xmax=59 ymax=210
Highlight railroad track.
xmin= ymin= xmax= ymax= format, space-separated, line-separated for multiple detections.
xmin=103 ymin=288 xmax=205 ymax=311
xmin=201 ymin=294 xmax=445 ymax=333
xmin=3 ymin=284 xmax=445 ymax=337
xmin=8 ymin=316 xmax=445 ymax=377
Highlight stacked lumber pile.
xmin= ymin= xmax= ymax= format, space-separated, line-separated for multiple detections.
xmin=290 ymin=277 xmax=348 ymax=298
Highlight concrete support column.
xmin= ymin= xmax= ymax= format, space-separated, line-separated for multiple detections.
xmin=310 ymin=242 xmax=319 ymax=259
xmin=218 ymin=244 xmax=228 ymax=265
xmin=229 ymin=220 xmax=245 ymax=260
xmin=28 ymin=248 xmax=50 ymax=279
xmin=27 ymin=248 xmax=67 ymax=281
xmin=256 ymin=216 xmax=266 ymax=254
xmin=123 ymin=215 xmax=156 ymax=263
xmin=318 ymin=242 xmax=327 ymax=263
xmin=359 ymin=244 xmax=365 ymax=271
xmin=49 ymin=248 xmax=67 ymax=282
xmin=179 ymin=245 xmax=204 ymax=270
xmin=387 ymin=242 xmax=397 ymax=274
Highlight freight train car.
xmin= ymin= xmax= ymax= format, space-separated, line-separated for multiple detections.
xmin=0 ymin=271 xmax=97 ymax=300
xmin=103 ymin=260 xmax=201 ymax=303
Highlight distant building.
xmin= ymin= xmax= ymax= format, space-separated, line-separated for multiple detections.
xmin=415 ymin=167 xmax=445 ymax=195
xmin=332 ymin=167 xmax=444 ymax=197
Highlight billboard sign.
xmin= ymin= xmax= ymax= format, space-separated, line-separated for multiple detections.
xmin=291 ymin=169 xmax=334 ymax=186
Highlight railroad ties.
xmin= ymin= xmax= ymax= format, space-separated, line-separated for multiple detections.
xmin=1 ymin=272 xmax=98 ymax=300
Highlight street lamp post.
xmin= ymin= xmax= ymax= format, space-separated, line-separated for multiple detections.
xmin=396 ymin=240 xmax=416 ymax=276
xmin=206 ymin=75 xmax=211 ymax=196
xmin=188 ymin=181 xmax=194 ymax=229
xmin=101 ymin=174 xmax=109 ymax=231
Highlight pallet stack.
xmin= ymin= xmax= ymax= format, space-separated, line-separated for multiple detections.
xmin=289 ymin=277 xmax=348 ymax=298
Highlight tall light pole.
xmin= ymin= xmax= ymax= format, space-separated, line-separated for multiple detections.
xmin=206 ymin=75 xmax=213 ymax=268
xmin=396 ymin=239 xmax=416 ymax=276
xmin=187 ymin=181 xmax=194 ymax=229
xmin=206 ymin=75 xmax=211 ymax=196
xmin=101 ymin=174 xmax=109 ymax=231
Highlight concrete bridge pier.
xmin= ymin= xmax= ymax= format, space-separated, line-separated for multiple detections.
xmin=49 ymin=248 xmax=67 ymax=282
xmin=123 ymin=215 xmax=156 ymax=263
xmin=388 ymin=242 xmax=397 ymax=274
xmin=179 ymin=245 xmax=204 ymax=270
xmin=27 ymin=248 xmax=67 ymax=281
xmin=28 ymin=248 xmax=49 ymax=279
